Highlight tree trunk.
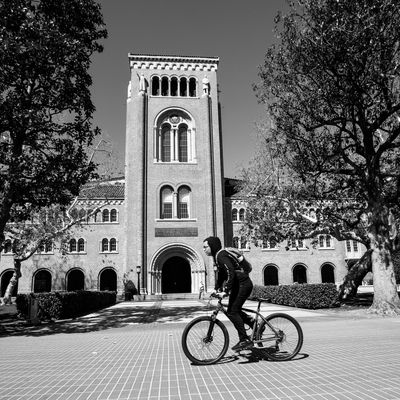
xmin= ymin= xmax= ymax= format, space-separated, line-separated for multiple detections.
xmin=1 ymin=259 xmax=21 ymax=305
xmin=369 ymin=244 xmax=400 ymax=315
xmin=338 ymin=249 xmax=372 ymax=300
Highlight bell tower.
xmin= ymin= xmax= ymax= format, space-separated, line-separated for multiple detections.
xmin=124 ymin=54 xmax=225 ymax=295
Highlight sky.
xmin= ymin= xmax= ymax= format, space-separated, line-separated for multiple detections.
xmin=90 ymin=0 xmax=288 ymax=178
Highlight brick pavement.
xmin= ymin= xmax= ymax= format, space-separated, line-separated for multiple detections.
xmin=0 ymin=300 xmax=400 ymax=400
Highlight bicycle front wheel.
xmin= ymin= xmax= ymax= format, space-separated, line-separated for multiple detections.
xmin=257 ymin=313 xmax=303 ymax=361
xmin=181 ymin=316 xmax=229 ymax=365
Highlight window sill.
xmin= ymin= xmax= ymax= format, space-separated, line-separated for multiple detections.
xmin=318 ymin=247 xmax=335 ymax=250
xmin=150 ymin=95 xmax=199 ymax=99
xmin=156 ymin=218 xmax=197 ymax=222
xmin=68 ymin=252 xmax=87 ymax=255
xmin=262 ymin=248 xmax=279 ymax=252
xmin=154 ymin=161 xmax=197 ymax=165
xmin=88 ymin=222 xmax=119 ymax=225
xmin=99 ymin=251 xmax=119 ymax=254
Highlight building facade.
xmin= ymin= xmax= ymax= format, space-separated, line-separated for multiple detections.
xmin=0 ymin=54 xmax=362 ymax=298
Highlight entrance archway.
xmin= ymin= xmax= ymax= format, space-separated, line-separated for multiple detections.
xmin=161 ymin=256 xmax=191 ymax=293
xmin=0 ymin=270 xmax=18 ymax=297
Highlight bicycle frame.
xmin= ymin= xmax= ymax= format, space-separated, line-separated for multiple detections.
xmin=208 ymin=297 xmax=283 ymax=349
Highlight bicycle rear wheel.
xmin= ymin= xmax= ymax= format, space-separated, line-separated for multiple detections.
xmin=181 ymin=316 xmax=229 ymax=365
xmin=257 ymin=313 xmax=303 ymax=361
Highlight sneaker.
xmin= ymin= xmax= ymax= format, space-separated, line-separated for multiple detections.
xmin=231 ymin=339 xmax=253 ymax=351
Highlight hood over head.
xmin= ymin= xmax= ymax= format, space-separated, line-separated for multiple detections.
xmin=204 ymin=236 xmax=222 ymax=257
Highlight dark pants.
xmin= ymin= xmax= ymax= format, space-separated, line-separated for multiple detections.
xmin=227 ymin=273 xmax=253 ymax=342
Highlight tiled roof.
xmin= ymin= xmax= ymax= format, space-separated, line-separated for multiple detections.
xmin=78 ymin=183 xmax=125 ymax=199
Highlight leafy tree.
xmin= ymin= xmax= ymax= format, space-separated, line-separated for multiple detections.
xmin=1 ymin=136 xmax=119 ymax=304
xmin=0 ymin=0 xmax=107 ymax=249
xmin=244 ymin=0 xmax=400 ymax=314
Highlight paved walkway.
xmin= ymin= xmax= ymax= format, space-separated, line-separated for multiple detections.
xmin=1 ymin=299 xmax=400 ymax=400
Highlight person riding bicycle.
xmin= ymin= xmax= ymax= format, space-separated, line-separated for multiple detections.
xmin=203 ymin=236 xmax=254 ymax=351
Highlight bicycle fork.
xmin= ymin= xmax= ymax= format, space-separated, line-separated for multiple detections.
xmin=203 ymin=309 xmax=219 ymax=344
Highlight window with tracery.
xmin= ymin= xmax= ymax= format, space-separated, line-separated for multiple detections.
xmin=155 ymin=114 xmax=195 ymax=163
xmin=160 ymin=185 xmax=192 ymax=219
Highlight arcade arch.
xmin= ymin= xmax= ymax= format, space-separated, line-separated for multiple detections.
xmin=99 ymin=267 xmax=117 ymax=291
xmin=66 ymin=268 xmax=85 ymax=291
xmin=33 ymin=269 xmax=52 ymax=293
xmin=321 ymin=263 xmax=335 ymax=283
xmin=292 ymin=264 xmax=308 ymax=284
xmin=263 ymin=264 xmax=279 ymax=286
xmin=0 ymin=270 xmax=18 ymax=297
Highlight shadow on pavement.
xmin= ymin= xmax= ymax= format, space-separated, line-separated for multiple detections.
xmin=0 ymin=302 xmax=210 ymax=338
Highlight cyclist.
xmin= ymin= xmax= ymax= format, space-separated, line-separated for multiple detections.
xmin=203 ymin=236 xmax=254 ymax=351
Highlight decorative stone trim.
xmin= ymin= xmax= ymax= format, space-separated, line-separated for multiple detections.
xmin=129 ymin=54 xmax=219 ymax=72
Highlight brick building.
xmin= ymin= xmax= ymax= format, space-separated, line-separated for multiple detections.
xmin=0 ymin=54 xmax=363 ymax=298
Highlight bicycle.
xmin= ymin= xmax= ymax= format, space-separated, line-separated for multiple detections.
xmin=181 ymin=294 xmax=304 ymax=365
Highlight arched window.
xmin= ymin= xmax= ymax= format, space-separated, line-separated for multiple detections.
xmin=263 ymin=238 xmax=277 ymax=249
xmin=33 ymin=270 xmax=52 ymax=293
xmin=264 ymin=265 xmax=279 ymax=285
xmin=178 ymin=125 xmax=188 ymax=162
xmin=178 ymin=186 xmax=190 ymax=219
xmin=326 ymin=235 xmax=331 ymax=248
xmin=69 ymin=239 xmax=77 ymax=253
xmin=239 ymin=208 xmax=245 ymax=221
xmin=161 ymin=76 xmax=169 ymax=96
xmin=155 ymin=112 xmax=195 ymax=163
xmin=189 ymin=77 xmax=197 ymax=97
xmin=321 ymin=264 xmax=335 ymax=283
xmin=110 ymin=238 xmax=117 ymax=252
xmin=180 ymin=77 xmax=187 ymax=96
xmin=293 ymin=264 xmax=307 ymax=284
xmin=319 ymin=234 xmax=333 ymax=248
xmin=110 ymin=209 xmax=118 ymax=222
xmin=161 ymin=125 xmax=171 ymax=162
xmin=38 ymin=241 xmax=53 ymax=253
xmin=102 ymin=238 xmax=109 ymax=252
xmin=102 ymin=209 xmax=110 ymax=223
xmin=77 ymin=238 xmax=85 ymax=252
xmin=171 ymin=77 xmax=178 ymax=96
xmin=231 ymin=209 xmax=238 ymax=221
xmin=160 ymin=186 xmax=173 ymax=219
xmin=151 ymin=76 xmax=160 ymax=95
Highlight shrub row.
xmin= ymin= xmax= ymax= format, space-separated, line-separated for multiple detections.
xmin=16 ymin=290 xmax=117 ymax=321
xmin=249 ymin=283 xmax=340 ymax=309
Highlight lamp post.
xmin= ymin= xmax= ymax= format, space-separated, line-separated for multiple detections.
xmin=136 ymin=265 xmax=141 ymax=295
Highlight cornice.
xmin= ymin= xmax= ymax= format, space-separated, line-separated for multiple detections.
xmin=129 ymin=53 xmax=219 ymax=71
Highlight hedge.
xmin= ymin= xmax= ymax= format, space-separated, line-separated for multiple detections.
xmin=16 ymin=290 xmax=117 ymax=321
xmin=249 ymin=283 xmax=340 ymax=309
